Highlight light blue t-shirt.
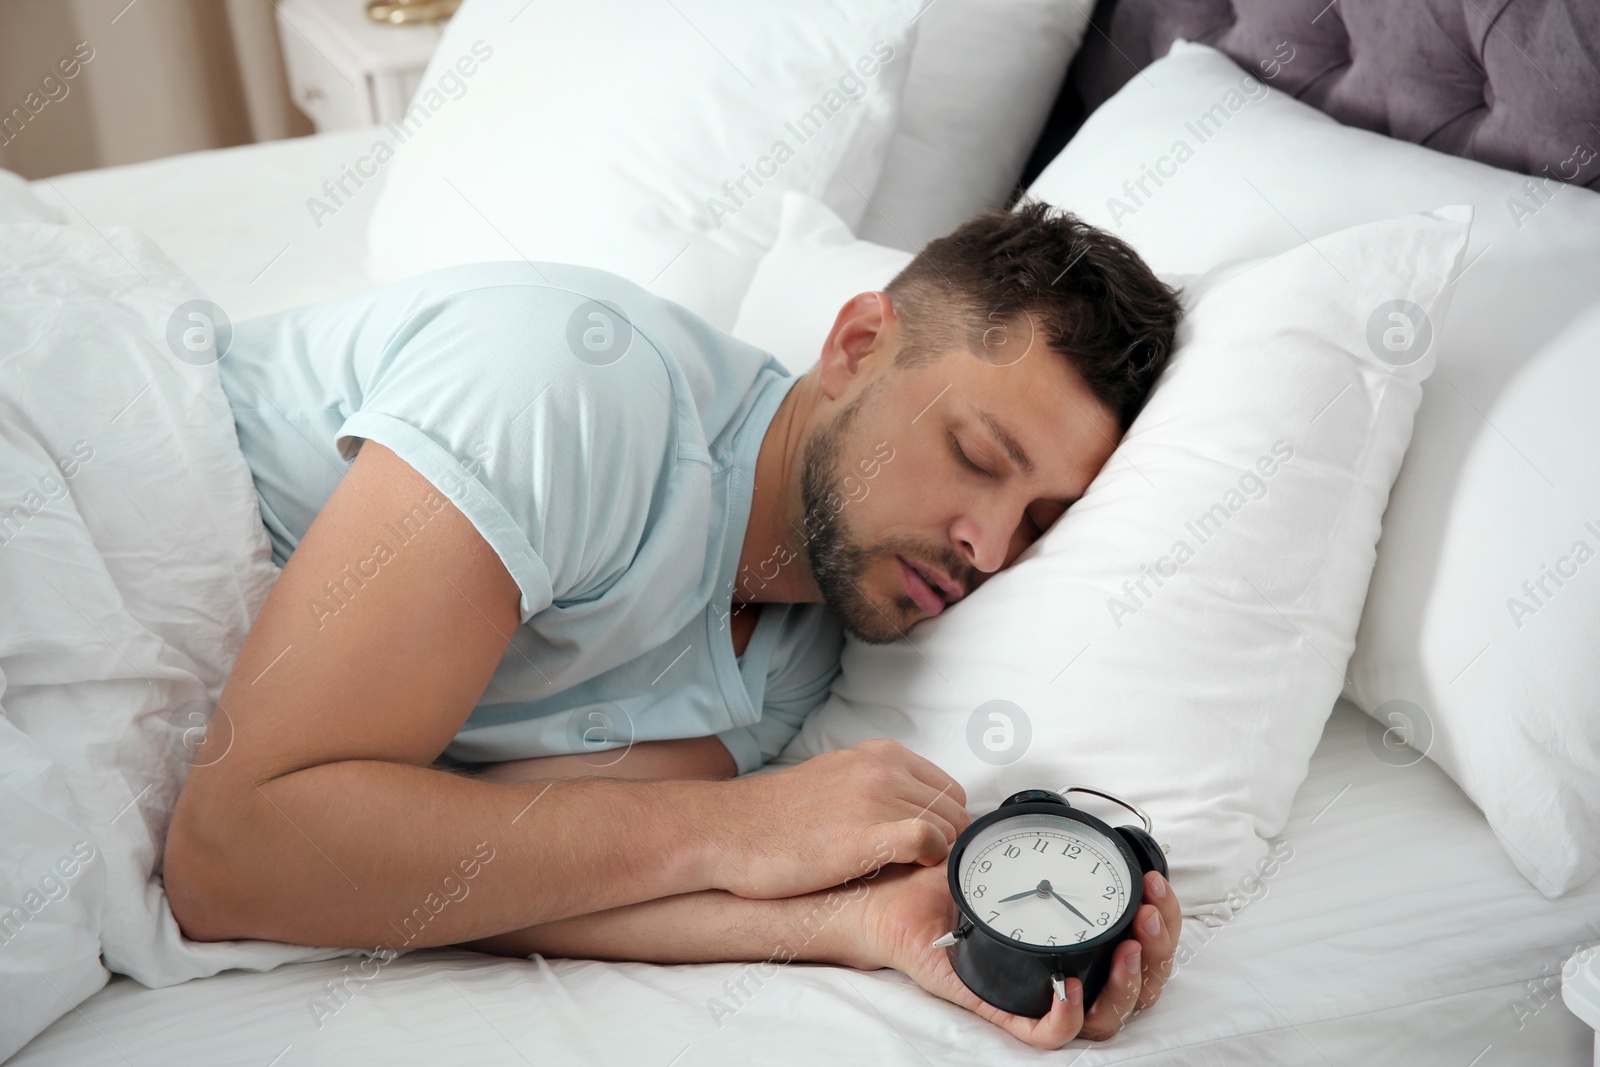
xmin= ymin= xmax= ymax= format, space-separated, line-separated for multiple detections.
xmin=217 ymin=261 xmax=844 ymax=774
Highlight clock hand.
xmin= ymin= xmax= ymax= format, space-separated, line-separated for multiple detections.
xmin=1048 ymin=887 xmax=1095 ymax=927
xmin=998 ymin=879 xmax=1051 ymax=903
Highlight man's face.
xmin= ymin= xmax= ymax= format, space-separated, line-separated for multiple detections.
xmin=801 ymin=297 xmax=1123 ymax=644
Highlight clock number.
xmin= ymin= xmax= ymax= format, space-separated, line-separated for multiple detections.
xmin=1031 ymin=838 xmax=1049 ymax=853
xmin=1004 ymin=845 xmax=1021 ymax=859
xmin=1011 ymin=928 xmax=1025 ymax=940
xmin=1090 ymin=862 xmax=1100 ymax=874
xmin=987 ymin=910 xmax=1000 ymax=923
xmin=1097 ymin=911 xmax=1110 ymax=925
xmin=1047 ymin=935 xmax=1058 ymax=946
xmin=978 ymin=860 xmax=992 ymax=873
xmin=1076 ymin=930 xmax=1088 ymax=943
xmin=1102 ymin=887 xmax=1116 ymax=899
xmin=1062 ymin=843 xmax=1081 ymax=857
xmin=972 ymin=884 xmax=986 ymax=898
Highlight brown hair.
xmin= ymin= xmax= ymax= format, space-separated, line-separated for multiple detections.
xmin=884 ymin=198 xmax=1182 ymax=430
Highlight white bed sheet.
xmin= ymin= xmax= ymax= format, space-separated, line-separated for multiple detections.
xmin=14 ymin=701 xmax=1596 ymax=1066
xmin=17 ymin=133 xmax=1597 ymax=1067
xmin=31 ymin=127 xmax=386 ymax=324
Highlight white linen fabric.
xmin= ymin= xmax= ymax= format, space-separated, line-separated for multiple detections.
xmin=364 ymin=0 xmax=921 ymax=331
xmin=30 ymin=127 xmax=384 ymax=322
xmin=1393 ymin=305 xmax=1600 ymax=892
xmin=758 ymin=192 xmax=1470 ymax=912
xmin=1025 ymin=40 xmax=1600 ymax=899
xmin=855 ymin=0 xmax=1094 ymax=251
xmin=732 ymin=190 xmax=915 ymax=373
xmin=16 ymin=702 xmax=1597 ymax=1065
xmin=0 ymin=169 xmax=64 ymax=223
xmin=0 ymin=224 xmax=357 ymax=1060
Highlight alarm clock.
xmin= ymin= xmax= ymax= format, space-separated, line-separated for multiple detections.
xmin=931 ymin=787 xmax=1170 ymax=1018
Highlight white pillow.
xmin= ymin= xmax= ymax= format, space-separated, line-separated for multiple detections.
xmin=732 ymin=191 xmax=912 ymax=372
xmin=365 ymin=0 xmax=920 ymax=330
xmin=855 ymin=0 xmax=1093 ymax=251
xmin=1364 ymin=307 xmax=1600 ymax=892
xmin=1026 ymin=40 xmax=1600 ymax=898
xmin=765 ymin=197 xmax=1471 ymax=912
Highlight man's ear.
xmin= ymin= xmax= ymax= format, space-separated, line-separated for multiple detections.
xmin=816 ymin=291 xmax=897 ymax=401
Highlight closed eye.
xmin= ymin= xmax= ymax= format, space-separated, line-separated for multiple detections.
xmin=949 ymin=432 xmax=991 ymax=478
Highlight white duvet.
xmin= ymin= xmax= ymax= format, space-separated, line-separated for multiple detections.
xmin=0 ymin=225 xmax=355 ymax=1059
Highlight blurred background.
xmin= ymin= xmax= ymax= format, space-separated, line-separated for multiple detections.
xmin=0 ymin=0 xmax=310 ymax=179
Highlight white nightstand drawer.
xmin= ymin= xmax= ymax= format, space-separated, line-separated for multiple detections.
xmin=278 ymin=15 xmax=374 ymax=130
xmin=275 ymin=0 xmax=442 ymax=132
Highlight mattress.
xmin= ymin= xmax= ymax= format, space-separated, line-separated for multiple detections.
xmin=12 ymin=700 xmax=1594 ymax=1066
xmin=19 ymin=134 xmax=1597 ymax=1065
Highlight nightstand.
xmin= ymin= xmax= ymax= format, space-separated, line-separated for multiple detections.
xmin=275 ymin=0 xmax=445 ymax=131
xmin=1563 ymin=944 xmax=1600 ymax=1066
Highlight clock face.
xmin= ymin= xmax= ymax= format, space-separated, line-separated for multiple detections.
xmin=956 ymin=812 xmax=1132 ymax=949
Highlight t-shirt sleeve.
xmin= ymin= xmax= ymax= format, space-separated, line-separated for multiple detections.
xmin=332 ymin=282 xmax=676 ymax=626
xmin=716 ymin=605 xmax=845 ymax=775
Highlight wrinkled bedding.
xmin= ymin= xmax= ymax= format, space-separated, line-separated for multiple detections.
xmin=0 ymin=224 xmax=357 ymax=1059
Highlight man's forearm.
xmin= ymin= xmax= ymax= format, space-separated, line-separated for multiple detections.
xmin=166 ymin=761 xmax=729 ymax=950
xmin=472 ymin=736 xmax=737 ymax=784
xmin=168 ymin=735 xmax=966 ymax=954
xmin=461 ymin=881 xmax=880 ymax=972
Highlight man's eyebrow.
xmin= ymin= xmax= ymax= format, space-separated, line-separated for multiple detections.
xmin=974 ymin=408 xmax=1035 ymax=477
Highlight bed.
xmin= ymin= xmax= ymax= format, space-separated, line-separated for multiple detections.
xmin=8 ymin=0 xmax=1599 ymax=1062
xmin=13 ymin=693 xmax=1598 ymax=1065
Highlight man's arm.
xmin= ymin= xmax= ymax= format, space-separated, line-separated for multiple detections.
xmin=163 ymin=442 xmax=970 ymax=949
xmin=470 ymin=736 xmax=736 ymax=784
xmin=458 ymin=863 xmax=1183 ymax=1051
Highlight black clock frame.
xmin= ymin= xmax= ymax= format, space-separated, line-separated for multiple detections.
xmin=944 ymin=789 xmax=1169 ymax=1018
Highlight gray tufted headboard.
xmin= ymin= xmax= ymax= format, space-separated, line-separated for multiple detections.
xmin=1022 ymin=0 xmax=1600 ymax=191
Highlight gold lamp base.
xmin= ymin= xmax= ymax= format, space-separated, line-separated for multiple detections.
xmin=365 ymin=0 xmax=461 ymax=25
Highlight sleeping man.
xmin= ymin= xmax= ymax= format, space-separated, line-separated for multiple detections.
xmin=163 ymin=199 xmax=1184 ymax=1050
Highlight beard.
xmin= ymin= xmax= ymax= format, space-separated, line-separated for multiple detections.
xmin=798 ymin=385 xmax=968 ymax=644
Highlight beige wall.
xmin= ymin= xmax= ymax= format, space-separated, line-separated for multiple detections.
xmin=0 ymin=0 xmax=312 ymax=180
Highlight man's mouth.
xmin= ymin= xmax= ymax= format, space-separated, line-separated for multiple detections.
xmin=896 ymin=555 xmax=959 ymax=616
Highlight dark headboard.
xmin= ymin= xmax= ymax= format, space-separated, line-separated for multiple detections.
xmin=1020 ymin=0 xmax=1600 ymax=192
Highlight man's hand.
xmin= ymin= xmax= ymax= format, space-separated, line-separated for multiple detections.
xmin=857 ymin=862 xmax=1182 ymax=1050
xmin=707 ymin=738 xmax=970 ymax=899
xmin=476 ymin=736 xmax=970 ymax=903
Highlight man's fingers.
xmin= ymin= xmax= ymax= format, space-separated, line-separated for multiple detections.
xmin=922 ymin=943 xmax=1086 ymax=1051
xmin=1146 ymin=870 xmax=1182 ymax=935
xmin=909 ymin=785 xmax=969 ymax=843
xmin=902 ymin=812 xmax=947 ymax=863
xmin=1136 ymin=871 xmax=1182 ymax=1009
xmin=1004 ymin=976 xmax=1085 ymax=1049
xmin=1079 ymin=940 xmax=1142 ymax=1041
xmin=874 ymin=740 xmax=968 ymax=811
xmin=877 ymin=817 xmax=952 ymax=867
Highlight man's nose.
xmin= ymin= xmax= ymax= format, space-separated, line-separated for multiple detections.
xmin=951 ymin=515 xmax=1010 ymax=574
